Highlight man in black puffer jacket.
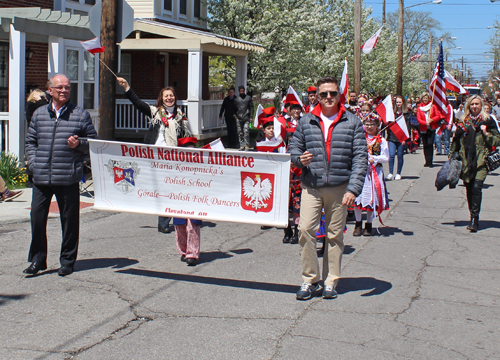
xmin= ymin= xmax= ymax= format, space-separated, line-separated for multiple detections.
xmin=288 ymin=76 xmax=367 ymax=300
xmin=24 ymin=74 xmax=97 ymax=277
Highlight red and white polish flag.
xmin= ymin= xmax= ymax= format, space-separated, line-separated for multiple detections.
xmin=285 ymin=85 xmax=304 ymax=109
xmin=361 ymin=26 xmax=383 ymax=55
xmin=375 ymin=95 xmax=395 ymax=124
xmin=202 ymin=138 xmax=225 ymax=150
xmin=253 ymin=104 xmax=264 ymax=128
xmin=255 ymin=139 xmax=285 ymax=153
xmin=339 ymin=59 xmax=349 ymax=102
xmin=389 ymin=115 xmax=410 ymax=143
xmin=444 ymin=70 xmax=468 ymax=95
xmin=80 ymin=37 xmax=105 ymax=54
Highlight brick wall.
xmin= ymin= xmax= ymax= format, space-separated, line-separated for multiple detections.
xmin=168 ymin=53 xmax=188 ymax=100
xmin=0 ymin=0 xmax=53 ymax=9
xmin=25 ymin=42 xmax=49 ymax=96
xmin=126 ymin=51 xmax=209 ymax=101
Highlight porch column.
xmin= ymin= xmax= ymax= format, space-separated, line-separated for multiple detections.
xmin=235 ymin=56 xmax=248 ymax=89
xmin=48 ymin=36 xmax=65 ymax=77
xmin=8 ymin=24 xmax=26 ymax=160
xmin=187 ymin=49 xmax=202 ymax=136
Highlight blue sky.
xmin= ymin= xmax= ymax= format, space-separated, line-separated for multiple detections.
xmin=365 ymin=0 xmax=500 ymax=81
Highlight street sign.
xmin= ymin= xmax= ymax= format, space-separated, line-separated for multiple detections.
xmin=89 ymin=0 xmax=134 ymax=43
xmin=421 ymin=79 xmax=429 ymax=83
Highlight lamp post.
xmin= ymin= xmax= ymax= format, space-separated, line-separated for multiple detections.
xmin=396 ymin=0 xmax=442 ymax=95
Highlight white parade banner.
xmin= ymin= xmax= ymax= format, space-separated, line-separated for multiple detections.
xmin=89 ymin=139 xmax=291 ymax=227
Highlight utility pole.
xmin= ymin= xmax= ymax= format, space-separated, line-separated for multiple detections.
xmin=428 ymin=34 xmax=433 ymax=83
xmin=99 ymin=0 xmax=118 ymax=140
xmin=461 ymin=56 xmax=464 ymax=83
xmin=383 ymin=0 xmax=386 ymax=24
xmin=354 ymin=0 xmax=362 ymax=93
xmin=396 ymin=0 xmax=404 ymax=95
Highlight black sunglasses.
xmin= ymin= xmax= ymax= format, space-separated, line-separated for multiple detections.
xmin=318 ymin=91 xmax=339 ymax=99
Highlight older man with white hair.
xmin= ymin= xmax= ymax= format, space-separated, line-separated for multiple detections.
xmin=24 ymin=74 xmax=97 ymax=277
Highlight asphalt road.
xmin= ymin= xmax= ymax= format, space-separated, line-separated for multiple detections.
xmin=1 ymin=150 xmax=499 ymax=359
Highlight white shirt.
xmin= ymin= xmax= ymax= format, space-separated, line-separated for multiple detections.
xmin=320 ymin=112 xmax=338 ymax=141
xmin=52 ymin=103 xmax=63 ymax=119
xmin=155 ymin=106 xmax=176 ymax=146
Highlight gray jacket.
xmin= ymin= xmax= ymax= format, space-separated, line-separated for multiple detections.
xmin=26 ymin=101 xmax=97 ymax=186
xmin=493 ymin=104 xmax=500 ymax=120
xmin=234 ymin=94 xmax=254 ymax=122
xmin=288 ymin=107 xmax=367 ymax=196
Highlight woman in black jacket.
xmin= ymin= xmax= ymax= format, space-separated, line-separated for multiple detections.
xmin=117 ymin=77 xmax=192 ymax=233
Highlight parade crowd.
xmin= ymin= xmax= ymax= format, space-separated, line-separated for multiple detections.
xmin=15 ymin=71 xmax=500 ymax=301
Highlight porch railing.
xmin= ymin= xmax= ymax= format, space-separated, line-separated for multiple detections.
xmin=0 ymin=112 xmax=8 ymax=153
xmin=115 ymin=99 xmax=188 ymax=131
xmin=201 ymin=100 xmax=224 ymax=131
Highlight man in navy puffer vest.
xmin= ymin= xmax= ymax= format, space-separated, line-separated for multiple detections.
xmin=24 ymin=74 xmax=97 ymax=277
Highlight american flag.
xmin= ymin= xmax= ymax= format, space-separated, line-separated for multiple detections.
xmin=429 ymin=42 xmax=447 ymax=116
xmin=408 ymin=53 xmax=423 ymax=63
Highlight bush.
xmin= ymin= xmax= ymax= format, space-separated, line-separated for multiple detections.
xmin=0 ymin=152 xmax=28 ymax=188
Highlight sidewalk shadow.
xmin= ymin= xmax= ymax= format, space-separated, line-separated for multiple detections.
xmin=75 ymin=257 xmax=139 ymax=272
xmin=116 ymin=268 xmax=297 ymax=294
xmin=0 ymin=294 xmax=29 ymax=306
xmin=378 ymin=227 xmax=414 ymax=236
xmin=441 ymin=220 xmax=500 ymax=231
xmin=400 ymin=176 xmax=420 ymax=180
xmin=316 ymin=244 xmax=355 ymax=258
xmin=337 ymin=277 xmax=392 ymax=296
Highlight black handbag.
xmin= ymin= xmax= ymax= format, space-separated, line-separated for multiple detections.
xmin=486 ymin=149 xmax=500 ymax=172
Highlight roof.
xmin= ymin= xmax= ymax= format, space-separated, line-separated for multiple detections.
xmin=132 ymin=19 xmax=265 ymax=53
xmin=0 ymin=7 xmax=94 ymax=40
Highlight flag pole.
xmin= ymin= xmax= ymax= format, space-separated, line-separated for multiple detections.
xmin=430 ymin=39 xmax=443 ymax=106
xmin=95 ymin=54 xmax=118 ymax=78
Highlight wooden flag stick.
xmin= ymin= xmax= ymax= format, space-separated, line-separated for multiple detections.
xmin=96 ymin=55 xmax=118 ymax=78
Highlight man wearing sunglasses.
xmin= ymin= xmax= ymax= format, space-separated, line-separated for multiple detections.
xmin=24 ymin=74 xmax=97 ymax=277
xmin=288 ymin=76 xmax=367 ymax=300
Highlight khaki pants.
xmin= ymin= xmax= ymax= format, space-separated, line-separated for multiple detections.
xmin=0 ymin=175 xmax=6 ymax=194
xmin=299 ymin=184 xmax=347 ymax=287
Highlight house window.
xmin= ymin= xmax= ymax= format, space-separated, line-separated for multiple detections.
xmin=194 ymin=0 xmax=201 ymax=18
xmin=179 ymin=0 xmax=187 ymax=15
xmin=164 ymin=0 xmax=172 ymax=12
xmin=0 ymin=42 xmax=9 ymax=112
xmin=116 ymin=54 xmax=131 ymax=95
xmin=65 ymin=47 xmax=98 ymax=109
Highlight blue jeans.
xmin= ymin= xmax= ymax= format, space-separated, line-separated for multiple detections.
xmin=388 ymin=141 xmax=404 ymax=175
xmin=435 ymin=128 xmax=451 ymax=155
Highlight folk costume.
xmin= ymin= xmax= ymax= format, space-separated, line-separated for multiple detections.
xmin=353 ymin=130 xmax=389 ymax=236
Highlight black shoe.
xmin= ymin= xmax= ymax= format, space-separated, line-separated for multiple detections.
xmin=428 ymin=164 xmax=433 ymax=168
xmin=180 ymin=255 xmax=186 ymax=262
xmin=282 ymin=225 xmax=291 ymax=243
xmin=424 ymin=163 xmax=429 ymax=167
xmin=296 ymin=282 xmax=322 ymax=300
xmin=186 ymin=258 xmax=198 ymax=266
xmin=322 ymin=285 xmax=338 ymax=299
xmin=23 ymin=262 xmax=47 ymax=275
xmin=261 ymin=226 xmax=271 ymax=230
xmin=467 ymin=217 xmax=479 ymax=232
xmin=58 ymin=266 xmax=74 ymax=276
xmin=363 ymin=222 xmax=373 ymax=236
xmin=290 ymin=225 xmax=299 ymax=244
xmin=158 ymin=226 xmax=172 ymax=234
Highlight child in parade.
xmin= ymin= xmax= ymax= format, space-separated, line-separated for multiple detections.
xmin=287 ymin=103 xmax=302 ymax=130
xmin=174 ymin=137 xmax=202 ymax=265
xmin=305 ymin=86 xmax=318 ymax=113
xmin=353 ymin=115 xmax=390 ymax=236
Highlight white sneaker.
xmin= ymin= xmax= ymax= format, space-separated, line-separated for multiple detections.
xmin=394 ymin=174 xmax=402 ymax=180
xmin=385 ymin=173 xmax=394 ymax=181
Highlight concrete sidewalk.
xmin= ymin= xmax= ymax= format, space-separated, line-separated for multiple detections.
xmin=1 ymin=150 xmax=500 ymax=359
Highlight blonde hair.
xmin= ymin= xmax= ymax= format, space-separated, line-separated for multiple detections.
xmin=420 ymin=93 xmax=430 ymax=103
xmin=461 ymin=95 xmax=490 ymax=122
xmin=27 ymin=89 xmax=46 ymax=103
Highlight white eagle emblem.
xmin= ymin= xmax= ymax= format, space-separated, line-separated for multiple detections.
xmin=242 ymin=174 xmax=273 ymax=210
